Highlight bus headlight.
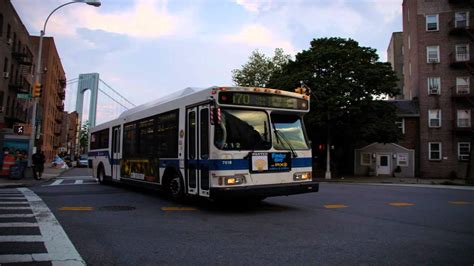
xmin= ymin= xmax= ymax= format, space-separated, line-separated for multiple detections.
xmin=293 ymin=172 xmax=311 ymax=181
xmin=222 ymin=175 xmax=246 ymax=185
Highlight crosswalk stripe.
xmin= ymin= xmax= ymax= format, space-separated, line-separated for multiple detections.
xmin=0 ymin=202 xmax=29 ymax=205
xmin=0 ymin=254 xmax=51 ymax=263
xmin=50 ymin=180 xmax=63 ymax=186
xmin=0 ymin=222 xmax=38 ymax=227
xmin=0 ymin=197 xmax=26 ymax=200
xmin=0 ymin=214 xmax=35 ymax=218
xmin=74 ymin=180 xmax=84 ymax=185
xmin=0 ymin=235 xmax=43 ymax=242
xmin=18 ymin=188 xmax=85 ymax=265
xmin=0 ymin=207 xmax=30 ymax=210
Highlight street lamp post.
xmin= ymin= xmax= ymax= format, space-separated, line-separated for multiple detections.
xmin=28 ymin=0 xmax=101 ymax=167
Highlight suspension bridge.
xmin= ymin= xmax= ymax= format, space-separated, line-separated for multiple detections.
xmin=65 ymin=73 xmax=136 ymax=126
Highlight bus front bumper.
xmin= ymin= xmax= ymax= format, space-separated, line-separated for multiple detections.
xmin=210 ymin=181 xmax=319 ymax=199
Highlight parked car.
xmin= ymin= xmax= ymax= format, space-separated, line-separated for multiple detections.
xmin=77 ymin=155 xmax=89 ymax=168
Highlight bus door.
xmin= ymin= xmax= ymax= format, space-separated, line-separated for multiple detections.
xmin=186 ymin=105 xmax=210 ymax=197
xmin=111 ymin=126 xmax=121 ymax=180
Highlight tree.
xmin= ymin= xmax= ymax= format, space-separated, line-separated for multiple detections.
xmin=79 ymin=121 xmax=90 ymax=155
xmin=232 ymin=48 xmax=291 ymax=87
xmin=269 ymin=38 xmax=401 ymax=176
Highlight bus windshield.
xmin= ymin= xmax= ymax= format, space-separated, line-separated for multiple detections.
xmin=214 ymin=109 xmax=271 ymax=150
xmin=271 ymin=114 xmax=309 ymax=150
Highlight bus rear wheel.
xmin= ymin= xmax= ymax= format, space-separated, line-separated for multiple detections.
xmin=166 ymin=173 xmax=184 ymax=200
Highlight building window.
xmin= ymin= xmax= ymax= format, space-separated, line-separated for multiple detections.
xmin=456 ymin=77 xmax=470 ymax=94
xmin=458 ymin=142 xmax=470 ymax=161
xmin=361 ymin=153 xmax=371 ymax=166
xmin=395 ymin=118 xmax=405 ymax=134
xmin=397 ymin=153 xmax=409 ymax=166
xmin=455 ymin=11 xmax=469 ymax=28
xmin=455 ymin=44 xmax=469 ymax=62
xmin=428 ymin=109 xmax=441 ymax=128
xmin=426 ymin=14 xmax=439 ymax=31
xmin=457 ymin=109 xmax=471 ymax=128
xmin=427 ymin=46 xmax=440 ymax=63
xmin=408 ymin=35 xmax=411 ymax=50
xmin=427 ymin=77 xmax=441 ymax=95
xmin=429 ymin=142 xmax=442 ymax=160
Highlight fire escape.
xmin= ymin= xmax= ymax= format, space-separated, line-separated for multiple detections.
xmin=448 ymin=0 xmax=474 ymax=179
xmin=8 ymin=45 xmax=34 ymax=124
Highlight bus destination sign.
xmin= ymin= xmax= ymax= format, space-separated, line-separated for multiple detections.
xmin=218 ymin=91 xmax=309 ymax=110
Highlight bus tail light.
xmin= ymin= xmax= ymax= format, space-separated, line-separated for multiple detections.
xmin=293 ymin=172 xmax=311 ymax=181
xmin=210 ymin=107 xmax=222 ymax=125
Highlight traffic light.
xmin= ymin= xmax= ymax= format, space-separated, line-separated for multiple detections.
xmin=33 ymin=83 xmax=43 ymax=98
xmin=294 ymin=87 xmax=307 ymax=94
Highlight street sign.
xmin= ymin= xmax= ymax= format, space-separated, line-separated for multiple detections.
xmin=17 ymin=93 xmax=31 ymax=99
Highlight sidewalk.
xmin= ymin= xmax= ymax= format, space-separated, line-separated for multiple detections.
xmin=313 ymin=176 xmax=472 ymax=186
xmin=0 ymin=166 xmax=69 ymax=188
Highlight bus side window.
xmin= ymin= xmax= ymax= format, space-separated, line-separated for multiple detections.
xmin=200 ymin=108 xmax=209 ymax=159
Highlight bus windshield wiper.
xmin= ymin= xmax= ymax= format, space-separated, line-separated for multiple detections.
xmin=273 ymin=126 xmax=298 ymax=158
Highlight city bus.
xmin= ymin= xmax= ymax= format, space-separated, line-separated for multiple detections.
xmin=89 ymin=86 xmax=318 ymax=200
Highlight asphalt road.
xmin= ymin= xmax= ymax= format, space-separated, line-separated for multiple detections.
xmin=2 ymin=168 xmax=474 ymax=265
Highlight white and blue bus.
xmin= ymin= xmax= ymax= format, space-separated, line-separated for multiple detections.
xmin=89 ymin=86 xmax=318 ymax=200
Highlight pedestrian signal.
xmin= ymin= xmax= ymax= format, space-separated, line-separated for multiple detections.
xmin=33 ymin=83 xmax=43 ymax=98
xmin=13 ymin=125 xmax=24 ymax=135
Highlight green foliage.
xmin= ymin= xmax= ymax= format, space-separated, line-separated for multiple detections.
xmin=79 ymin=121 xmax=90 ymax=154
xmin=232 ymin=48 xmax=291 ymax=87
xmin=268 ymin=37 xmax=401 ymax=174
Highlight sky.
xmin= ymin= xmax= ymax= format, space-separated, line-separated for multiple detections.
xmin=12 ymin=0 xmax=403 ymax=124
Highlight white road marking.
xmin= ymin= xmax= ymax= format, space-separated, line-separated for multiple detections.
xmin=0 ymin=254 xmax=51 ymax=264
xmin=0 ymin=235 xmax=43 ymax=242
xmin=0 ymin=201 xmax=29 ymax=204
xmin=0 ymin=222 xmax=38 ymax=227
xmin=0 ymin=214 xmax=35 ymax=218
xmin=0 ymin=197 xmax=26 ymax=200
xmin=18 ymin=188 xmax=86 ymax=265
xmin=0 ymin=207 xmax=30 ymax=210
xmin=58 ymin=176 xmax=94 ymax=179
xmin=43 ymin=179 xmax=98 ymax=187
xmin=50 ymin=180 xmax=63 ymax=186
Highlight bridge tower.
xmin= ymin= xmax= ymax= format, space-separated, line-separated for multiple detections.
xmin=75 ymin=73 xmax=99 ymax=127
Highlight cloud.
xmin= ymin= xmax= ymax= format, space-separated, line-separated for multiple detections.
xmin=20 ymin=0 xmax=199 ymax=39
xmin=224 ymin=24 xmax=295 ymax=54
xmin=373 ymin=0 xmax=403 ymax=23
xmin=235 ymin=0 xmax=274 ymax=13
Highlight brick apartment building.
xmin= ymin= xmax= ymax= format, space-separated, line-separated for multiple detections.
xmin=30 ymin=36 xmax=66 ymax=162
xmin=0 ymin=1 xmax=68 ymax=163
xmin=398 ymin=0 xmax=473 ymax=178
xmin=60 ymin=111 xmax=78 ymax=157
xmin=0 ymin=0 xmax=35 ymax=154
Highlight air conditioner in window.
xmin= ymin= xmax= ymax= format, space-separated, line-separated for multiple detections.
xmin=3 ymin=72 xmax=9 ymax=79
xmin=7 ymin=38 xmax=13 ymax=46
xmin=428 ymin=58 xmax=439 ymax=63
xmin=430 ymin=87 xmax=439 ymax=94
xmin=460 ymin=155 xmax=470 ymax=161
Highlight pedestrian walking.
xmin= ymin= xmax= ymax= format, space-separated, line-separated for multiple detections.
xmin=32 ymin=149 xmax=46 ymax=180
